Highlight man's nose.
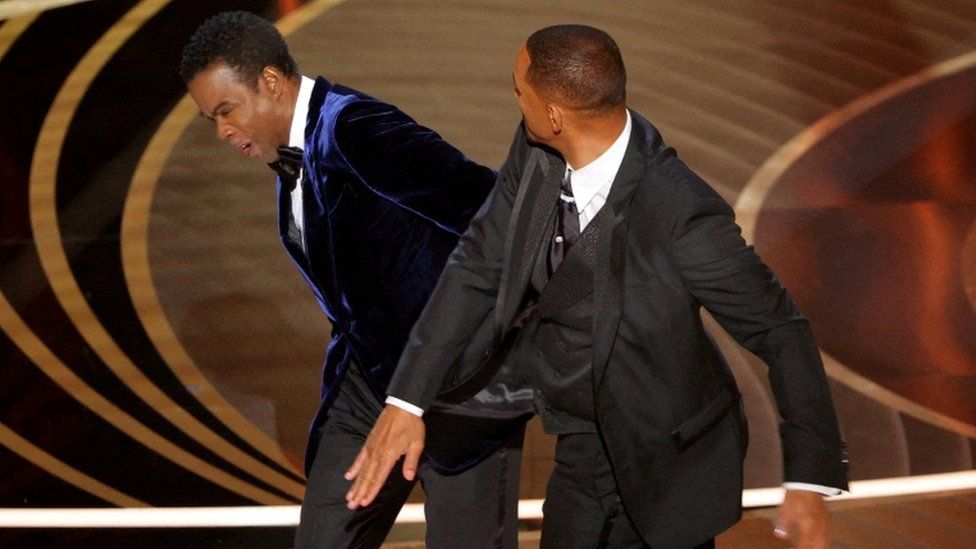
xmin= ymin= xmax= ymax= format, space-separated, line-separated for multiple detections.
xmin=216 ymin=122 xmax=233 ymax=141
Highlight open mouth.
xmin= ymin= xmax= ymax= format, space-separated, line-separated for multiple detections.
xmin=238 ymin=141 xmax=252 ymax=157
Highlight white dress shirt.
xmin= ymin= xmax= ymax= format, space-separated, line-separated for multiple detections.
xmin=288 ymin=76 xmax=315 ymax=240
xmin=565 ymin=110 xmax=632 ymax=231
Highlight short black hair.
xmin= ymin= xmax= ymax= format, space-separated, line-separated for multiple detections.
xmin=179 ymin=11 xmax=298 ymax=87
xmin=525 ymin=25 xmax=626 ymax=114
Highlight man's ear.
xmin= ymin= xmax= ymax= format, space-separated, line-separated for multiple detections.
xmin=548 ymin=104 xmax=564 ymax=135
xmin=260 ymin=66 xmax=283 ymax=99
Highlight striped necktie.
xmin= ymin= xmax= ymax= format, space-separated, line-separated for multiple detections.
xmin=548 ymin=170 xmax=580 ymax=273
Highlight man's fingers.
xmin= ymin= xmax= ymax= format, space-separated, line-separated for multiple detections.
xmin=403 ymin=444 xmax=422 ymax=482
xmin=778 ymin=489 xmax=830 ymax=549
xmin=348 ymin=456 xmax=378 ymax=506
xmin=346 ymin=471 xmax=377 ymax=509
xmin=346 ymin=450 xmax=399 ymax=508
xmin=772 ymin=517 xmax=790 ymax=540
xmin=346 ymin=444 xmax=398 ymax=501
xmin=359 ymin=458 xmax=397 ymax=507
xmin=344 ymin=448 xmax=367 ymax=481
xmin=346 ymin=447 xmax=380 ymax=506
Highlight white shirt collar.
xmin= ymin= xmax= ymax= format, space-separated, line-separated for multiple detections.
xmin=566 ymin=110 xmax=632 ymax=213
xmin=288 ymin=76 xmax=316 ymax=148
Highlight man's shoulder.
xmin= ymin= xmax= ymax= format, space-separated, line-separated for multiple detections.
xmin=315 ymin=83 xmax=381 ymax=127
xmin=303 ymin=81 xmax=413 ymax=162
xmin=625 ymin=112 xmax=728 ymax=212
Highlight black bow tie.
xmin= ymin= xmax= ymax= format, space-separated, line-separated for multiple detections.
xmin=268 ymin=145 xmax=304 ymax=191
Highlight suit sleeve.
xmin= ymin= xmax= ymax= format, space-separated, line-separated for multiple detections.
xmin=333 ymin=99 xmax=496 ymax=234
xmin=667 ymin=163 xmax=848 ymax=490
xmin=384 ymin=125 xmax=528 ymax=410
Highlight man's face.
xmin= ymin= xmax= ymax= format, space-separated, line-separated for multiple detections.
xmin=188 ymin=63 xmax=285 ymax=163
xmin=513 ymin=44 xmax=552 ymax=144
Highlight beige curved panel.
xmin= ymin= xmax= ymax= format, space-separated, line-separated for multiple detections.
xmin=122 ymin=0 xmax=351 ymax=478
xmin=736 ymin=49 xmax=976 ymax=440
xmin=28 ymin=0 xmax=301 ymax=501
xmin=0 ymin=420 xmax=146 ymax=507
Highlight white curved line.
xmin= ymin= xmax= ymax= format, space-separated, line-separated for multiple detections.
xmin=1 ymin=470 xmax=974 ymax=527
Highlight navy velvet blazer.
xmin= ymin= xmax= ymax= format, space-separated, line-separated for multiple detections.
xmin=277 ymin=77 xmax=496 ymax=472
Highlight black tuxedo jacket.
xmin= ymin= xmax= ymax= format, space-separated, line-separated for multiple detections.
xmin=390 ymin=111 xmax=848 ymax=547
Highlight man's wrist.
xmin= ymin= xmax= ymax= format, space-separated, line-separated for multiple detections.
xmin=385 ymin=396 xmax=424 ymax=417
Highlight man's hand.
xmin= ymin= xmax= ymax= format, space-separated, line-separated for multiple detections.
xmin=773 ymin=489 xmax=830 ymax=549
xmin=344 ymin=404 xmax=425 ymax=509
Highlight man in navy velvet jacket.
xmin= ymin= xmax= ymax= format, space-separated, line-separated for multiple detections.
xmin=180 ymin=11 xmax=523 ymax=549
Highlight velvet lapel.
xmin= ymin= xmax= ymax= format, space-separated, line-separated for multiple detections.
xmin=293 ymin=77 xmax=339 ymax=305
xmin=497 ymin=146 xmax=564 ymax=330
xmin=278 ymin=76 xmax=332 ymax=299
xmin=592 ymin=114 xmax=648 ymax=389
xmin=276 ymin=76 xmax=331 ymax=265
xmin=304 ymin=77 xmax=330 ymax=141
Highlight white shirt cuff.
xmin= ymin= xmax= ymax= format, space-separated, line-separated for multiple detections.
xmin=783 ymin=482 xmax=842 ymax=496
xmin=385 ymin=396 xmax=424 ymax=417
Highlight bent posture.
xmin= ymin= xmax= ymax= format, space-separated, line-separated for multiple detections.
xmin=180 ymin=11 xmax=523 ymax=548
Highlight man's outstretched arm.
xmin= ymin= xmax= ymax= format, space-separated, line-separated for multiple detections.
xmin=665 ymin=157 xmax=846 ymax=548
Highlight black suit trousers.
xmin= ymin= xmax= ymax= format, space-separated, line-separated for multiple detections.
xmin=295 ymin=364 xmax=523 ymax=548
xmin=542 ymin=432 xmax=716 ymax=549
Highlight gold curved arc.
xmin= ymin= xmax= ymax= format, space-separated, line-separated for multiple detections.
xmin=0 ymin=0 xmax=93 ymax=21
xmin=0 ymin=420 xmax=146 ymax=507
xmin=29 ymin=0 xmax=302 ymax=500
xmin=121 ymin=0 xmax=350 ymax=476
xmin=0 ymin=292 xmax=288 ymax=504
xmin=0 ymin=11 xmax=38 ymax=59
xmin=736 ymin=49 xmax=976 ymax=439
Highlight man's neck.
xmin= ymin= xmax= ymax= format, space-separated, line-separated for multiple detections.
xmin=558 ymin=107 xmax=628 ymax=170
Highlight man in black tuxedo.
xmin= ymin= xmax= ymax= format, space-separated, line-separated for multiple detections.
xmin=180 ymin=11 xmax=526 ymax=549
xmin=347 ymin=25 xmax=848 ymax=548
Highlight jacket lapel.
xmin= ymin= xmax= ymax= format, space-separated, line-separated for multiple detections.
xmin=497 ymin=145 xmax=564 ymax=330
xmin=305 ymin=76 xmax=331 ymax=141
xmin=592 ymin=114 xmax=648 ymax=388
xmin=534 ymin=205 xmax=606 ymax=317
xmin=278 ymin=76 xmax=336 ymax=309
